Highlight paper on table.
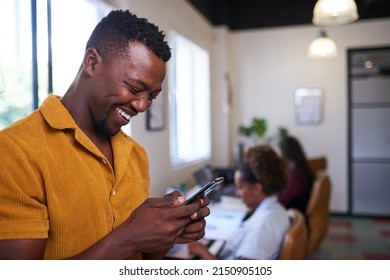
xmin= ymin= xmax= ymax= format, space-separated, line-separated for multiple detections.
xmin=204 ymin=202 xmax=246 ymax=241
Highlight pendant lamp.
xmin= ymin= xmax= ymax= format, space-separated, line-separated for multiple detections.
xmin=308 ymin=30 xmax=338 ymax=59
xmin=313 ymin=0 xmax=359 ymax=26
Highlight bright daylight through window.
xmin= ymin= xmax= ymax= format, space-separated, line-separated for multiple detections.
xmin=0 ymin=0 xmax=111 ymax=130
xmin=169 ymin=30 xmax=211 ymax=167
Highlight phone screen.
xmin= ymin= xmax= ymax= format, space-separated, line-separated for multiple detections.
xmin=182 ymin=177 xmax=225 ymax=206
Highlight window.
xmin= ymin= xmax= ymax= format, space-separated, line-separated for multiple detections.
xmin=0 ymin=0 xmax=33 ymax=128
xmin=50 ymin=0 xmax=111 ymax=96
xmin=0 ymin=0 xmax=111 ymax=129
xmin=169 ymin=30 xmax=211 ymax=167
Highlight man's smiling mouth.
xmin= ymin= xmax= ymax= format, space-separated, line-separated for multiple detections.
xmin=116 ymin=107 xmax=131 ymax=121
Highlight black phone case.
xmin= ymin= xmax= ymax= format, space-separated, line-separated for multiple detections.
xmin=182 ymin=177 xmax=225 ymax=205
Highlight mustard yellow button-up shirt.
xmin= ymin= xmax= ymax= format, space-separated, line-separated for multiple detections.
xmin=0 ymin=94 xmax=149 ymax=259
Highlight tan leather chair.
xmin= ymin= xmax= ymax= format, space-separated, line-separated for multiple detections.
xmin=308 ymin=156 xmax=327 ymax=175
xmin=279 ymin=208 xmax=308 ymax=260
xmin=305 ymin=170 xmax=331 ymax=256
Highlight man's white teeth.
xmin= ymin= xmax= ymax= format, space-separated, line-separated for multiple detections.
xmin=116 ymin=108 xmax=131 ymax=120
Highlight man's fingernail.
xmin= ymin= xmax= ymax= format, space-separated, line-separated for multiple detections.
xmin=191 ymin=212 xmax=198 ymax=219
xmin=200 ymin=198 xmax=204 ymax=206
xmin=177 ymin=196 xmax=185 ymax=203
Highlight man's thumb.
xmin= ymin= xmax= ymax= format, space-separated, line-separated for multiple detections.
xmin=160 ymin=192 xmax=185 ymax=207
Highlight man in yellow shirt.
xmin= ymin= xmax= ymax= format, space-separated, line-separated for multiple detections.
xmin=0 ymin=10 xmax=209 ymax=259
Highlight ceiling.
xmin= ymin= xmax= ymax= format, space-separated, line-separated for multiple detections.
xmin=186 ymin=0 xmax=390 ymax=30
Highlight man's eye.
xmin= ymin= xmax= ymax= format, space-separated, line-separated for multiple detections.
xmin=149 ymin=94 xmax=159 ymax=101
xmin=128 ymin=85 xmax=141 ymax=94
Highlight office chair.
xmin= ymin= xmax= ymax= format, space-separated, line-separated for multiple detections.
xmin=305 ymin=170 xmax=331 ymax=256
xmin=279 ymin=208 xmax=308 ymax=260
xmin=308 ymin=156 xmax=327 ymax=175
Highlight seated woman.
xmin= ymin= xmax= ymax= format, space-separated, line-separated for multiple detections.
xmin=277 ymin=136 xmax=314 ymax=214
xmin=188 ymin=144 xmax=289 ymax=260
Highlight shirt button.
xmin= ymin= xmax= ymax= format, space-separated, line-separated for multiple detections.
xmin=112 ymin=190 xmax=116 ymax=195
xmin=102 ymin=159 xmax=107 ymax=164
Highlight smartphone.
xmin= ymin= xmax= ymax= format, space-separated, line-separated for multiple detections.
xmin=182 ymin=177 xmax=225 ymax=206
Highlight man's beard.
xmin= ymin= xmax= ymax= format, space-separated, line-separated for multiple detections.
xmin=94 ymin=111 xmax=120 ymax=138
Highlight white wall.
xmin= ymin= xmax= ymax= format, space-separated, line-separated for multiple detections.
xmin=229 ymin=19 xmax=390 ymax=213
xmin=105 ymin=0 xmax=390 ymax=213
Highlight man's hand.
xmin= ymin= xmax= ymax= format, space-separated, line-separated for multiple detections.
xmin=175 ymin=195 xmax=210 ymax=244
xmin=122 ymin=191 xmax=209 ymax=256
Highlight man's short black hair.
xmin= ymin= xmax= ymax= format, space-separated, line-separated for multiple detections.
xmin=86 ymin=10 xmax=171 ymax=62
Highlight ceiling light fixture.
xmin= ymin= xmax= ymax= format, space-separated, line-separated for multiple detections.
xmin=312 ymin=0 xmax=359 ymax=26
xmin=308 ymin=30 xmax=338 ymax=59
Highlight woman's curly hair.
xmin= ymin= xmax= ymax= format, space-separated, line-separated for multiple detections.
xmin=238 ymin=144 xmax=287 ymax=196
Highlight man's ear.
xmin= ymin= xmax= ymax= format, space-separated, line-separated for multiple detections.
xmin=83 ymin=48 xmax=102 ymax=75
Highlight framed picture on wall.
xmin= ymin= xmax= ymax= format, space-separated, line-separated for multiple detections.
xmin=295 ymin=88 xmax=323 ymax=125
xmin=146 ymin=95 xmax=165 ymax=131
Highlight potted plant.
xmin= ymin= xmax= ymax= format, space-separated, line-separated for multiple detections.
xmin=238 ymin=117 xmax=267 ymax=147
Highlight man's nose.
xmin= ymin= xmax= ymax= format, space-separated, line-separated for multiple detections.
xmin=132 ymin=96 xmax=151 ymax=113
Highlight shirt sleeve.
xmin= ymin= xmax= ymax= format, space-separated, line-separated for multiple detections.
xmin=0 ymin=134 xmax=49 ymax=239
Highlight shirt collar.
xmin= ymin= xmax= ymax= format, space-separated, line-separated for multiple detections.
xmin=40 ymin=94 xmax=78 ymax=130
xmin=39 ymin=94 xmax=135 ymax=162
xmin=256 ymin=195 xmax=278 ymax=211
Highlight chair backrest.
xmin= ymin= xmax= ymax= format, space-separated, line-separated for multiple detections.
xmin=305 ymin=170 xmax=331 ymax=256
xmin=279 ymin=208 xmax=308 ymax=260
xmin=308 ymin=156 xmax=327 ymax=175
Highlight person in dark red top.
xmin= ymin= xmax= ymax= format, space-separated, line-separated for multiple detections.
xmin=277 ymin=136 xmax=314 ymax=214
